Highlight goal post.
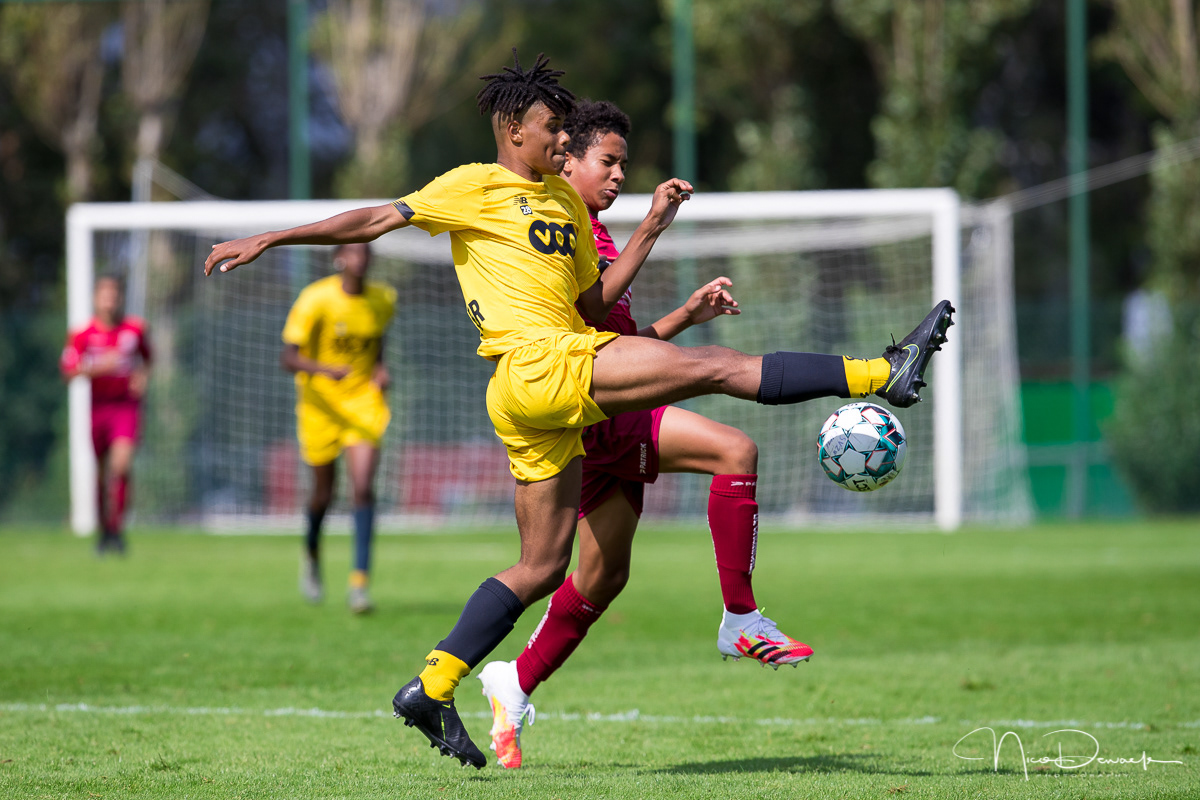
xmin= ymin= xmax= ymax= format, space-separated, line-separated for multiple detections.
xmin=66 ymin=189 xmax=1028 ymax=535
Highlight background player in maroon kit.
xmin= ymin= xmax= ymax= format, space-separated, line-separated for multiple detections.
xmin=60 ymin=275 xmax=151 ymax=554
xmin=477 ymin=100 xmax=812 ymax=768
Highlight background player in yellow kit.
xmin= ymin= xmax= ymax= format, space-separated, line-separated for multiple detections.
xmin=204 ymin=51 xmax=952 ymax=768
xmin=281 ymin=242 xmax=396 ymax=614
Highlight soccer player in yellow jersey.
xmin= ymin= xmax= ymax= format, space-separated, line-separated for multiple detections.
xmin=204 ymin=50 xmax=953 ymax=768
xmin=281 ymin=243 xmax=396 ymax=614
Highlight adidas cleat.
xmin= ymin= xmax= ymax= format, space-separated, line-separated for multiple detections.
xmin=718 ymin=609 xmax=813 ymax=668
xmin=392 ymin=677 xmax=486 ymax=769
xmin=876 ymin=299 xmax=955 ymax=408
xmin=478 ymin=660 xmax=535 ymax=769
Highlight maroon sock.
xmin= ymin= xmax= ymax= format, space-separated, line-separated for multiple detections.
xmin=110 ymin=475 xmax=129 ymax=534
xmin=515 ymin=574 xmax=605 ymax=696
xmin=709 ymin=474 xmax=759 ymax=614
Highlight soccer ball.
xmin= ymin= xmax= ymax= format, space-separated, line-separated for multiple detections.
xmin=817 ymin=402 xmax=906 ymax=492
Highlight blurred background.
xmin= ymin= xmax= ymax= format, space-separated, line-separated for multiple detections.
xmin=2 ymin=0 xmax=1199 ymax=526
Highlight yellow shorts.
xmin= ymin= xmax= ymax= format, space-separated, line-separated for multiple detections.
xmin=296 ymin=385 xmax=390 ymax=466
xmin=487 ymin=329 xmax=619 ymax=482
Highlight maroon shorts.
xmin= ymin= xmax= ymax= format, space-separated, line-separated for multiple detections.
xmin=579 ymin=405 xmax=668 ymax=519
xmin=92 ymin=401 xmax=141 ymax=456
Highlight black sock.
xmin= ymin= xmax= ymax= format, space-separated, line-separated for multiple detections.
xmin=352 ymin=505 xmax=374 ymax=573
xmin=305 ymin=508 xmax=325 ymax=560
xmin=756 ymin=352 xmax=850 ymax=405
xmin=437 ymin=577 xmax=525 ymax=668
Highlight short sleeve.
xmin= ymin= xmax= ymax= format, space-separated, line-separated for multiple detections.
xmin=282 ymin=287 xmax=319 ymax=346
xmin=398 ymin=165 xmax=485 ymax=237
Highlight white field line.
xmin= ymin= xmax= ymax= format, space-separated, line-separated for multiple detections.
xmin=0 ymin=703 xmax=1187 ymax=730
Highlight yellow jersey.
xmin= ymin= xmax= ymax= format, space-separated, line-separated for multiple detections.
xmin=398 ymin=163 xmax=600 ymax=360
xmin=281 ymin=274 xmax=397 ymax=403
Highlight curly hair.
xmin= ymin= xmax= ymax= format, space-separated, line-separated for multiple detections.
xmin=477 ymin=48 xmax=575 ymax=120
xmin=564 ymin=99 xmax=631 ymax=158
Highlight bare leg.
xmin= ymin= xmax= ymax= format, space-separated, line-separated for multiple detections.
xmin=495 ymin=456 xmax=583 ymax=606
xmin=574 ymin=492 xmax=640 ymax=606
xmin=655 ymin=406 xmax=758 ymax=476
xmin=344 ymin=444 xmax=379 ymax=507
xmin=306 ymin=461 xmax=336 ymax=559
xmin=592 ymin=336 xmax=761 ymax=415
xmin=309 ymin=461 xmax=336 ymax=516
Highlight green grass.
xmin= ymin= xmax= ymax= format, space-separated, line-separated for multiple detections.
xmin=1 ymin=521 xmax=1198 ymax=799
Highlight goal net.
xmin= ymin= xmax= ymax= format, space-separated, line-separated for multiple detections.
xmin=66 ymin=191 xmax=1031 ymax=533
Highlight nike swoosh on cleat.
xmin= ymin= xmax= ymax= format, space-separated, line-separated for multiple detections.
xmin=884 ymin=344 xmax=920 ymax=391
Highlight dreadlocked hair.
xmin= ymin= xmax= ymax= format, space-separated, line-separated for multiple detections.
xmin=477 ymin=48 xmax=576 ymax=120
xmin=564 ymin=100 xmax=631 ymax=158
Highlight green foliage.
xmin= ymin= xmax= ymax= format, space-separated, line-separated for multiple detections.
xmin=1146 ymin=124 xmax=1200 ymax=304
xmin=833 ymin=0 xmax=1033 ymax=195
xmin=0 ymin=311 xmax=67 ymax=521
xmin=1108 ymin=313 xmax=1200 ymax=513
xmin=332 ymin=125 xmax=411 ymax=199
xmin=689 ymin=0 xmax=824 ymax=190
xmin=728 ymin=85 xmax=819 ymax=191
xmin=1 ymin=525 xmax=1198 ymax=797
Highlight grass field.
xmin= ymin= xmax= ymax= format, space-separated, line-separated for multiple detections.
xmin=1 ymin=521 xmax=1197 ymax=799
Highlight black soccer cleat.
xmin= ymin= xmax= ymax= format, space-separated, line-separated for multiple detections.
xmin=875 ymin=300 xmax=955 ymax=408
xmin=392 ymin=677 xmax=486 ymax=769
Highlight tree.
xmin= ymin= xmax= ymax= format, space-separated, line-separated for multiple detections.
xmin=121 ymin=0 xmax=211 ymax=165
xmin=313 ymin=0 xmax=484 ymax=198
xmin=832 ymin=0 xmax=1032 ymax=196
xmin=0 ymin=3 xmax=116 ymax=203
xmin=1096 ymin=0 xmax=1200 ymax=304
xmin=687 ymin=0 xmax=825 ymax=191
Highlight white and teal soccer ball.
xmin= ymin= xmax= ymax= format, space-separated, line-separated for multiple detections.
xmin=817 ymin=402 xmax=906 ymax=492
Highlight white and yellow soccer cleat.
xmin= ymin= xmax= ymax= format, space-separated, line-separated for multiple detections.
xmin=478 ymin=660 xmax=535 ymax=769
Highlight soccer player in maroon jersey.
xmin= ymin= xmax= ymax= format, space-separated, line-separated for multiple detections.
xmin=476 ymin=100 xmax=812 ymax=768
xmin=60 ymin=275 xmax=152 ymax=554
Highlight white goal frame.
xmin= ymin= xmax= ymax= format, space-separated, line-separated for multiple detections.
xmin=66 ymin=189 xmax=962 ymax=534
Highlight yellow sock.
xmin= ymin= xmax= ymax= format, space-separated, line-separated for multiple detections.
xmin=418 ymin=650 xmax=470 ymax=702
xmin=843 ymin=356 xmax=891 ymax=398
xmin=349 ymin=569 xmax=369 ymax=590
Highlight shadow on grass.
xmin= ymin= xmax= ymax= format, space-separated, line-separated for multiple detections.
xmin=658 ymin=753 xmax=933 ymax=776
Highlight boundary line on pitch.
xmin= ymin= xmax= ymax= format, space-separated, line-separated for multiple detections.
xmin=0 ymin=703 xmax=1187 ymax=730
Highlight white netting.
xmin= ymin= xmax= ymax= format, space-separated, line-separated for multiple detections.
xmin=77 ymin=194 xmax=1031 ymax=530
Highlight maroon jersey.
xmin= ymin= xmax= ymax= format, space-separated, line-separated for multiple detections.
xmin=576 ymin=212 xmax=637 ymax=336
xmin=61 ymin=317 xmax=152 ymax=404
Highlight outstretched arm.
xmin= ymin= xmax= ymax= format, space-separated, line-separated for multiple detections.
xmin=576 ymin=178 xmax=692 ymax=322
xmin=638 ymin=277 xmax=740 ymax=341
xmin=204 ymin=202 xmax=412 ymax=276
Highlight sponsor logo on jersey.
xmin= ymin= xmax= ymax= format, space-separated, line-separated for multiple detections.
xmin=527 ymin=220 xmax=577 ymax=257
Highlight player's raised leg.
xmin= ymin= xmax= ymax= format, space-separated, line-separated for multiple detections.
xmin=656 ymin=407 xmax=813 ymax=668
xmin=394 ymin=457 xmax=583 ymax=769
xmin=590 ymin=300 xmax=955 ymax=416
xmin=345 ymin=443 xmax=380 ymax=613
xmin=301 ymin=461 xmax=335 ymax=604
